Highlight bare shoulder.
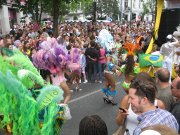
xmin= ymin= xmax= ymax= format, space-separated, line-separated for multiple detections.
xmin=120 ymin=95 xmax=129 ymax=109
xmin=157 ymin=99 xmax=165 ymax=109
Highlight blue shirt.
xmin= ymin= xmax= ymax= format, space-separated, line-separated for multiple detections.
xmin=133 ymin=108 xmax=179 ymax=135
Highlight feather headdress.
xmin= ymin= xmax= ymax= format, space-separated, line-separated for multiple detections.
xmin=123 ymin=42 xmax=139 ymax=55
xmin=33 ymin=38 xmax=80 ymax=73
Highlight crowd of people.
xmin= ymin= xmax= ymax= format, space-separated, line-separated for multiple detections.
xmin=0 ymin=20 xmax=180 ymax=135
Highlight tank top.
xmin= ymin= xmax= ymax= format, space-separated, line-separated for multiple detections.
xmin=124 ymin=100 xmax=158 ymax=135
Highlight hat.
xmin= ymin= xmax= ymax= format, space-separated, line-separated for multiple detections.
xmin=140 ymin=130 xmax=161 ymax=135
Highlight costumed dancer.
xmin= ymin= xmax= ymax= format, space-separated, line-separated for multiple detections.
xmin=0 ymin=70 xmax=68 ymax=135
xmin=102 ymin=52 xmax=117 ymax=105
xmin=160 ymin=34 xmax=179 ymax=82
xmin=96 ymin=29 xmax=117 ymax=105
xmin=116 ymin=41 xmax=140 ymax=94
xmin=33 ymin=37 xmax=80 ymax=104
xmin=68 ymin=47 xmax=82 ymax=91
xmin=0 ymin=39 xmax=70 ymax=134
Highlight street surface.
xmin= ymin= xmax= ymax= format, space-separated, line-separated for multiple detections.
xmin=62 ymin=76 xmax=126 ymax=135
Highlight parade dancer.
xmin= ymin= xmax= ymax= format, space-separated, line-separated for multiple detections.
xmin=116 ymin=41 xmax=140 ymax=94
xmin=102 ymin=50 xmax=118 ymax=105
xmin=33 ymin=37 xmax=80 ymax=104
xmin=0 ymin=38 xmax=70 ymax=135
xmin=95 ymin=29 xmax=118 ymax=105
xmin=117 ymin=54 xmax=140 ymax=93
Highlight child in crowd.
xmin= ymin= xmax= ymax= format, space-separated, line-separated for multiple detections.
xmin=80 ymin=48 xmax=88 ymax=83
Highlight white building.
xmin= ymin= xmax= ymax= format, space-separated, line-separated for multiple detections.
xmin=120 ymin=0 xmax=180 ymax=22
xmin=0 ymin=0 xmax=30 ymax=35
xmin=120 ymin=0 xmax=154 ymax=22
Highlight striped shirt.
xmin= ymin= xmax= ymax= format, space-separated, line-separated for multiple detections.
xmin=133 ymin=108 xmax=179 ymax=135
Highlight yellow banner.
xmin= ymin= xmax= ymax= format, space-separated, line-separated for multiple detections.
xmin=145 ymin=0 xmax=164 ymax=54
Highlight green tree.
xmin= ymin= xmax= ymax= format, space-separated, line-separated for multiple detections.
xmin=96 ymin=0 xmax=119 ymax=20
xmin=1 ymin=0 xmax=92 ymax=37
xmin=0 ymin=0 xmax=6 ymax=7
xmin=142 ymin=0 xmax=156 ymax=20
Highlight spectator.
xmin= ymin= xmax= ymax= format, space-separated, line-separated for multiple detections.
xmin=171 ymin=77 xmax=180 ymax=133
xmin=79 ymin=115 xmax=108 ymax=135
xmin=85 ymin=40 xmax=99 ymax=82
xmin=116 ymin=72 xmax=165 ymax=135
xmin=80 ymin=48 xmax=88 ymax=83
xmin=97 ymin=46 xmax=106 ymax=83
xmin=9 ymin=26 xmax=16 ymax=36
xmin=155 ymin=68 xmax=175 ymax=111
xmin=129 ymin=80 xmax=179 ymax=135
xmin=143 ymin=31 xmax=152 ymax=53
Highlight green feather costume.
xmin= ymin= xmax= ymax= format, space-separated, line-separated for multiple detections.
xmin=0 ymin=71 xmax=65 ymax=135
xmin=0 ymin=48 xmax=69 ymax=135
xmin=0 ymin=48 xmax=44 ymax=89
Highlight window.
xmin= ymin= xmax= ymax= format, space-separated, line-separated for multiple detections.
xmin=133 ymin=0 xmax=136 ymax=9
xmin=125 ymin=0 xmax=128 ymax=10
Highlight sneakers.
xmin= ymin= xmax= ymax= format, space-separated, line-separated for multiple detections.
xmin=98 ymin=81 xmax=102 ymax=83
xmin=83 ymin=80 xmax=88 ymax=83
xmin=76 ymin=88 xmax=82 ymax=91
xmin=70 ymin=88 xmax=82 ymax=92
xmin=76 ymin=87 xmax=82 ymax=91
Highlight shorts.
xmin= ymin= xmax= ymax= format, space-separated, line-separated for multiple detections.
xmin=81 ymin=67 xmax=85 ymax=74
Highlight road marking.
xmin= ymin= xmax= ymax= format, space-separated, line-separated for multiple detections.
xmin=69 ymin=82 xmax=121 ymax=104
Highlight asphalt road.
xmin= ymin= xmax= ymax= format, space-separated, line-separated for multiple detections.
xmin=62 ymin=76 xmax=126 ymax=135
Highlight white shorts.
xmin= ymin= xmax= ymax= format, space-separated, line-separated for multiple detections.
xmin=81 ymin=67 xmax=85 ymax=74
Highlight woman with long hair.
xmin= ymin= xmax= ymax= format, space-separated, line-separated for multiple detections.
xmin=117 ymin=54 xmax=140 ymax=94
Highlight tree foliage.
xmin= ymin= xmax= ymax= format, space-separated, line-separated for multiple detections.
xmin=84 ymin=0 xmax=119 ymax=20
xmin=0 ymin=0 xmax=92 ymax=37
xmin=142 ymin=0 xmax=155 ymax=19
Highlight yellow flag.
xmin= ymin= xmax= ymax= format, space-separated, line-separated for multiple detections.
xmin=145 ymin=0 xmax=164 ymax=54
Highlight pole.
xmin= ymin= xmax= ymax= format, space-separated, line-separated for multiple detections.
xmin=130 ymin=0 xmax=132 ymax=28
xmin=120 ymin=0 xmax=123 ymax=23
xmin=93 ymin=1 xmax=97 ymax=23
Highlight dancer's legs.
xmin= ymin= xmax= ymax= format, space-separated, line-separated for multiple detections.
xmin=60 ymin=81 xmax=71 ymax=104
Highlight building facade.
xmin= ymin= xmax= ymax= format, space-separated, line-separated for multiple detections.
xmin=0 ymin=0 xmax=30 ymax=35
xmin=120 ymin=0 xmax=154 ymax=22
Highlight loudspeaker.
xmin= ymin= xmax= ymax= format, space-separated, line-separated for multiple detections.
xmin=157 ymin=8 xmax=180 ymax=46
